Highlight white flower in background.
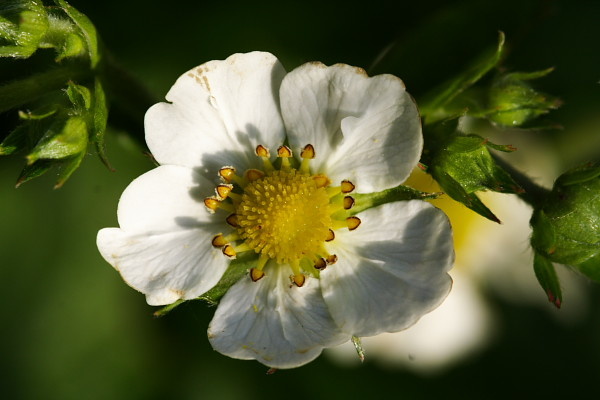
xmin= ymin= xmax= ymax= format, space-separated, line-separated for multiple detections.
xmin=97 ymin=52 xmax=454 ymax=369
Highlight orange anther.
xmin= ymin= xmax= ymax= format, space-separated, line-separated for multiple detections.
xmin=343 ymin=196 xmax=355 ymax=210
xmin=300 ymin=144 xmax=315 ymax=159
xmin=341 ymin=180 xmax=355 ymax=193
xmin=346 ymin=216 xmax=361 ymax=231
xmin=222 ymin=244 xmax=237 ymax=258
xmin=225 ymin=213 xmax=240 ymax=228
xmin=277 ymin=145 xmax=292 ymax=158
xmin=250 ymin=268 xmax=265 ymax=282
xmin=204 ymin=197 xmax=220 ymax=212
xmin=256 ymin=144 xmax=270 ymax=157
xmin=216 ymin=184 xmax=233 ymax=199
xmin=245 ymin=169 xmax=265 ymax=181
xmin=291 ymin=273 xmax=306 ymax=287
xmin=211 ymin=234 xmax=228 ymax=247
xmin=313 ymin=174 xmax=331 ymax=188
xmin=325 ymin=229 xmax=335 ymax=242
xmin=314 ymin=258 xmax=327 ymax=270
xmin=219 ymin=167 xmax=236 ymax=183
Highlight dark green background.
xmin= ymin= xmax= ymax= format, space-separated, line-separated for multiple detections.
xmin=2 ymin=0 xmax=600 ymax=398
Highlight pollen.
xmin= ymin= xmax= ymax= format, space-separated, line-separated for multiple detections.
xmin=236 ymin=169 xmax=332 ymax=264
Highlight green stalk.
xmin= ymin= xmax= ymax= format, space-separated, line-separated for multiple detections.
xmin=0 ymin=63 xmax=89 ymax=113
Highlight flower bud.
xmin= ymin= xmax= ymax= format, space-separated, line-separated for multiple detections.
xmin=0 ymin=0 xmax=49 ymax=58
xmin=530 ymin=162 xmax=600 ymax=281
xmin=488 ymin=69 xmax=561 ymax=127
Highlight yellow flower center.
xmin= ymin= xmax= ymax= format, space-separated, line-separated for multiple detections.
xmin=236 ymin=169 xmax=332 ymax=265
xmin=205 ymin=144 xmax=360 ymax=286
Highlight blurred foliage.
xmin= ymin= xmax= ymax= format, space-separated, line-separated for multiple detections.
xmin=2 ymin=0 xmax=600 ymax=398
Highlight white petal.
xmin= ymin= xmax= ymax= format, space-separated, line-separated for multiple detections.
xmin=208 ymin=265 xmax=347 ymax=368
xmin=321 ymin=201 xmax=454 ymax=337
xmin=280 ymin=63 xmax=422 ymax=191
xmin=97 ymin=227 xmax=228 ymax=306
xmin=116 ymin=165 xmax=213 ymax=235
xmin=145 ymin=52 xmax=287 ymax=178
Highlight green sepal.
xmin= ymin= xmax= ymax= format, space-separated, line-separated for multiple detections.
xmin=199 ymin=252 xmax=259 ymax=305
xmin=487 ymin=68 xmax=561 ymax=127
xmin=0 ymin=0 xmax=49 ymax=58
xmin=53 ymin=151 xmax=84 ymax=188
xmin=350 ymin=185 xmax=440 ymax=216
xmin=420 ymin=31 xmax=505 ymax=124
xmin=27 ymin=115 xmax=88 ymax=163
xmin=530 ymin=161 xmax=600 ymax=269
xmin=54 ymin=0 xmax=100 ymax=68
xmin=533 ymin=251 xmax=562 ymax=309
xmin=153 ymin=299 xmax=186 ymax=318
xmin=576 ymin=254 xmax=600 ymax=284
xmin=1 ymin=122 xmax=37 ymax=155
xmin=0 ymin=106 xmax=57 ymax=155
xmin=15 ymin=158 xmax=52 ymax=187
xmin=424 ymin=123 xmax=523 ymax=222
xmin=66 ymin=81 xmax=92 ymax=111
xmin=92 ymin=77 xmax=113 ymax=170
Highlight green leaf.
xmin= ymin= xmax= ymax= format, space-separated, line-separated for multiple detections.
xmin=0 ymin=0 xmax=48 ymax=58
xmin=533 ymin=252 xmax=562 ymax=309
xmin=420 ymin=31 xmax=505 ymax=123
xmin=54 ymin=0 xmax=100 ymax=68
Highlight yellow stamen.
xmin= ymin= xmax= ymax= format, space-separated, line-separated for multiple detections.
xmin=225 ymin=213 xmax=240 ymax=227
xmin=314 ymin=258 xmax=327 ymax=270
xmin=219 ymin=167 xmax=237 ymax=183
xmin=204 ymin=197 xmax=234 ymax=213
xmin=300 ymin=144 xmax=315 ymax=159
xmin=255 ymin=144 xmax=270 ymax=158
xmin=313 ymin=174 xmax=331 ymax=188
xmin=346 ymin=216 xmax=361 ymax=231
xmin=291 ymin=273 xmax=306 ymax=287
xmin=245 ymin=169 xmax=265 ymax=181
xmin=277 ymin=145 xmax=292 ymax=170
xmin=343 ymin=196 xmax=355 ymax=210
xmin=250 ymin=268 xmax=265 ymax=281
xmin=300 ymin=144 xmax=315 ymax=173
xmin=216 ymin=184 xmax=233 ymax=199
xmin=212 ymin=234 xmax=228 ymax=247
xmin=325 ymin=229 xmax=335 ymax=242
xmin=341 ymin=180 xmax=355 ymax=193
xmin=256 ymin=145 xmax=275 ymax=172
xmin=204 ymin=197 xmax=220 ymax=213
xmin=222 ymin=245 xmax=236 ymax=258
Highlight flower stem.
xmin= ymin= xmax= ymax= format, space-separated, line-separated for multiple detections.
xmin=0 ymin=63 xmax=90 ymax=113
xmin=98 ymin=51 xmax=159 ymax=149
xmin=492 ymin=153 xmax=551 ymax=207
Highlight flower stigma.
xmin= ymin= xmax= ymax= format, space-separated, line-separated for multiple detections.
xmin=207 ymin=144 xmax=359 ymax=286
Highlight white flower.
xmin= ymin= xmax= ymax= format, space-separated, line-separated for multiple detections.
xmin=97 ymin=52 xmax=454 ymax=369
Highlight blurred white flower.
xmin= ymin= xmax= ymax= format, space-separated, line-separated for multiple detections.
xmin=97 ymin=52 xmax=455 ymax=368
